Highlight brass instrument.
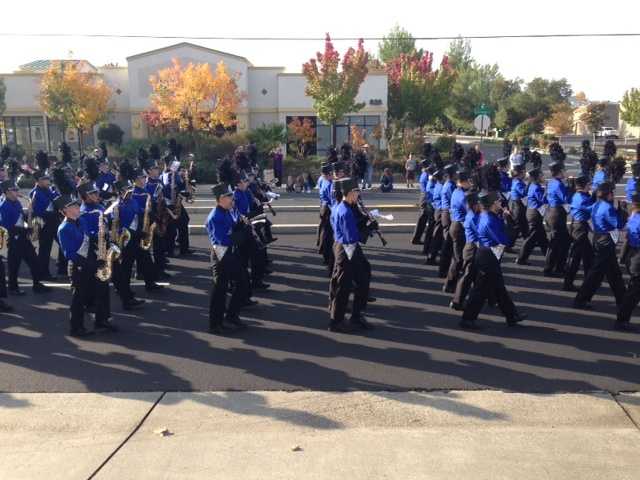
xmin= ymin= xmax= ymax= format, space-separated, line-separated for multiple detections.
xmin=109 ymin=201 xmax=132 ymax=251
xmin=140 ymin=194 xmax=156 ymax=251
xmin=96 ymin=211 xmax=121 ymax=282
xmin=26 ymin=195 xmax=45 ymax=243
xmin=0 ymin=226 xmax=8 ymax=250
xmin=184 ymin=161 xmax=196 ymax=203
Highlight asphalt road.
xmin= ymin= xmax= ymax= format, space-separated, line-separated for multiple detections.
xmin=1 ymin=226 xmax=639 ymax=394
xmin=2 ymin=153 xmax=638 ymax=394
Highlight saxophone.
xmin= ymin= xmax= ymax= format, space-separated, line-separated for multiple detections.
xmin=96 ymin=211 xmax=121 ymax=282
xmin=0 ymin=226 xmax=8 ymax=250
xmin=140 ymin=194 xmax=156 ymax=250
xmin=27 ymin=195 xmax=45 ymax=243
xmin=110 ymin=201 xmax=131 ymax=250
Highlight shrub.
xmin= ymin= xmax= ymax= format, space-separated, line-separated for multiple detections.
xmin=97 ymin=123 xmax=125 ymax=146
xmin=434 ymin=135 xmax=457 ymax=156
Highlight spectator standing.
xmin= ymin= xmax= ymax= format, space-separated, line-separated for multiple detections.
xmin=405 ymin=154 xmax=417 ymax=188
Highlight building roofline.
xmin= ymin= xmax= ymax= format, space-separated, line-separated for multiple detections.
xmin=126 ymin=42 xmax=252 ymax=64
xmin=277 ymin=72 xmax=387 ymax=77
xmin=249 ymin=66 xmax=285 ymax=70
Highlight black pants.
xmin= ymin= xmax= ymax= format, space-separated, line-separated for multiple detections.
xmin=239 ymin=232 xmax=266 ymax=286
xmin=438 ymin=210 xmax=453 ymax=277
xmin=421 ymin=205 xmax=436 ymax=256
xmin=317 ymin=206 xmax=334 ymax=271
xmin=564 ymin=221 xmax=592 ymax=287
xmin=412 ymin=194 xmax=431 ymax=243
xmin=37 ymin=214 xmax=64 ymax=277
xmin=544 ymin=207 xmax=570 ymax=273
xmin=618 ymin=247 xmax=640 ymax=323
xmin=462 ymin=247 xmax=517 ymax=323
xmin=165 ymin=207 xmax=190 ymax=255
xmin=7 ymin=229 xmax=41 ymax=289
xmin=329 ymin=243 xmax=371 ymax=324
xmin=575 ymin=234 xmax=625 ymax=306
xmin=428 ymin=209 xmax=444 ymax=261
xmin=70 ymin=261 xmax=110 ymax=333
xmin=444 ymin=221 xmax=465 ymax=291
xmin=114 ymin=232 xmax=153 ymax=303
xmin=518 ymin=208 xmax=548 ymax=262
xmin=452 ymin=242 xmax=477 ymax=306
xmin=0 ymin=256 xmax=7 ymax=299
xmin=209 ymin=249 xmax=249 ymax=326
xmin=507 ymin=199 xmax=528 ymax=242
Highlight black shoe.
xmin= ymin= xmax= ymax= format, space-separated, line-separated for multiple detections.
xmin=507 ymin=312 xmax=527 ymax=326
xmin=425 ymin=258 xmax=438 ymax=266
xmin=69 ymin=327 xmax=95 ymax=338
xmin=95 ymin=321 xmax=119 ymax=332
xmin=252 ymin=282 xmax=270 ymax=291
xmin=225 ymin=314 xmax=247 ymax=330
xmin=123 ymin=299 xmax=145 ymax=310
xmin=411 ymin=239 xmax=424 ymax=245
xmin=145 ymin=283 xmax=165 ymax=292
xmin=244 ymin=299 xmax=259 ymax=307
xmin=459 ymin=319 xmax=483 ymax=330
xmin=367 ymin=296 xmax=376 ymax=303
xmin=9 ymin=288 xmax=25 ymax=296
xmin=328 ymin=321 xmax=356 ymax=333
xmin=157 ymin=271 xmax=172 ymax=280
xmin=209 ymin=323 xmax=231 ymax=335
xmin=614 ymin=322 xmax=637 ymax=332
xmin=41 ymin=274 xmax=58 ymax=282
xmin=351 ymin=315 xmax=374 ymax=330
xmin=136 ymin=274 xmax=144 ymax=281
xmin=562 ymin=283 xmax=577 ymax=292
xmin=449 ymin=301 xmax=463 ymax=311
xmin=442 ymin=285 xmax=455 ymax=294
xmin=515 ymin=259 xmax=531 ymax=266
xmin=266 ymin=237 xmax=278 ymax=244
xmin=33 ymin=282 xmax=52 ymax=294
xmin=264 ymin=269 xmax=274 ymax=276
xmin=180 ymin=249 xmax=196 ymax=256
xmin=572 ymin=300 xmax=593 ymax=310
xmin=0 ymin=300 xmax=14 ymax=313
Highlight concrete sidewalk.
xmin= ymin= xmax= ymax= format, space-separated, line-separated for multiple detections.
xmin=1 ymin=391 xmax=639 ymax=479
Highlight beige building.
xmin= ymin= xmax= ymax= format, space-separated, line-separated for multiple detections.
xmin=0 ymin=42 xmax=388 ymax=155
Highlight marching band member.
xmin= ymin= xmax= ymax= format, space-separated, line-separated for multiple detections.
xmin=425 ymin=169 xmax=445 ymax=265
xmin=573 ymin=182 xmax=626 ymax=312
xmin=317 ymin=163 xmax=335 ymax=272
xmin=328 ymin=178 xmax=372 ymax=333
xmin=443 ymin=169 xmax=471 ymax=293
xmin=450 ymin=191 xmax=480 ymax=311
xmin=563 ymin=174 xmax=593 ymax=292
xmin=543 ymin=162 xmax=571 ymax=277
xmin=516 ymin=168 xmax=548 ymax=266
xmin=411 ymin=160 xmax=432 ymax=246
xmin=206 ymin=184 xmax=250 ymax=334
xmin=0 ymin=181 xmax=51 ymax=296
xmin=56 ymin=194 xmax=116 ymax=337
xmin=616 ymin=193 xmax=640 ymax=331
xmin=461 ymin=191 xmax=526 ymax=330
xmin=437 ymin=164 xmax=458 ymax=278
xmin=507 ymin=165 xmax=528 ymax=242
xmin=29 ymin=169 xmax=63 ymax=280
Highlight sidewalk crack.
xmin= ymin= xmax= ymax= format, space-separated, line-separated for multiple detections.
xmin=613 ymin=394 xmax=640 ymax=432
xmin=86 ymin=391 xmax=166 ymax=479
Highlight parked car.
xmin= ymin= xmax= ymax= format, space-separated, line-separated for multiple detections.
xmin=597 ymin=127 xmax=619 ymax=139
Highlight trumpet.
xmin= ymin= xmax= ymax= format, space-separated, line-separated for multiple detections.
xmin=357 ymin=198 xmax=388 ymax=247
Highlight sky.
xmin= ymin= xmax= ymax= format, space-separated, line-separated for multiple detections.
xmin=2 ymin=0 xmax=639 ymax=101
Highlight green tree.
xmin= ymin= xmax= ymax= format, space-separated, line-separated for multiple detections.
xmin=97 ymin=123 xmax=124 ymax=146
xmin=446 ymin=37 xmax=473 ymax=70
xmin=387 ymin=51 xmax=454 ymax=130
xmin=378 ymin=25 xmax=420 ymax=64
xmin=0 ymin=78 xmax=6 ymax=116
xmin=303 ymin=34 xmax=369 ymax=147
xmin=248 ymin=123 xmax=287 ymax=155
xmin=580 ymin=102 xmax=607 ymax=133
xmin=621 ymin=88 xmax=640 ymax=128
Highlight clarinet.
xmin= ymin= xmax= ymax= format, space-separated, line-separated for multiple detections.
xmin=357 ymin=198 xmax=387 ymax=247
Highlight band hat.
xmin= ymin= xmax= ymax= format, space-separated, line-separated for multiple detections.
xmin=458 ymin=169 xmax=471 ymax=182
xmin=478 ymin=190 xmax=499 ymax=207
xmin=333 ymin=177 xmax=360 ymax=196
xmin=114 ymin=180 xmax=133 ymax=193
xmin=54 ymin=194 xmax=79 ymax=211
xmin=77 ymin=182 xmax=98 ymax=196
xmin=597 ymin=157 xmax=609 ymax=166
xmin=34 ymin=171 xmax=50 ymax=181
xmin=321 ymin=163 xmax=333 ymax=175
xmin=465 ymin=191 xmax=479 ymax=205
xmin=527 ymin=168 xmax=542 ymax=178
xmin=497 ymin=157 xmax=509 ymax=167
xmin=549 ymin=161 xmax=565 ymax=174
xmin=596 ymin=181 xmax=614 ymax=196
xmin=0 ymin=180 xmax=19 ymax=192
xmin=443 ymin=163 xmax=458 ymax=174
xmin=574 ymin=174 xmax=589 ymax=188
xmin=133 ymin=168 xmax=146 ymax=179
xmin=212 ymin=183 xmax=233 ymax=199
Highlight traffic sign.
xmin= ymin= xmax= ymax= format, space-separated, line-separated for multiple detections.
xmin=473 ymin=114 xmax=491 ymax=132
xmin=474 ymin=104 xmax=492 ymax=116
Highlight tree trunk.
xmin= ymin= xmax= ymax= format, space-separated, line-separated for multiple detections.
xmin=331 ymin=121 xmax=337 ymax=148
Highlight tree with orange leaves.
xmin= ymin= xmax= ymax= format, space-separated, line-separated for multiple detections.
xmin=40 ymin=62 xmax=112 ymax=148
xmin=147 ymin=59 xmax=242 ymax=135
xmin=303 ymin=34 xmax=369 ymax=146
xmin=350 ymin=125 xmax=367 ymax=150
xmin=287 ymin=117 xmax=316 ymax=160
